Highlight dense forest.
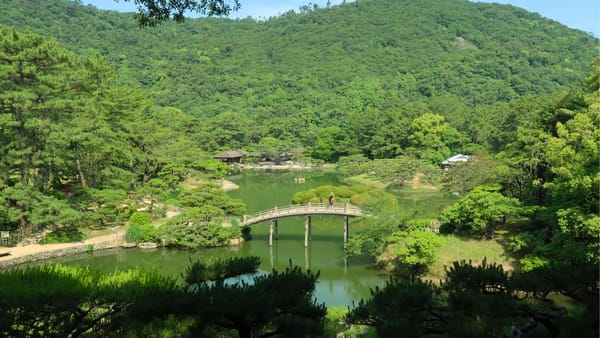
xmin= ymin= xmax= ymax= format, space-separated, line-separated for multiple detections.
xmin=0 ymin=0 xmax=598 ymax=336
xmin=1 ymin=0 xmax=597 ymax=159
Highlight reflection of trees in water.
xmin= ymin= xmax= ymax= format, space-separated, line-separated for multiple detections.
xmin=342 ymin=255 xmax=387 ymax=301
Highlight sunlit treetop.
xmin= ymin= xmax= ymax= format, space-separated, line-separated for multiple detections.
xmin=123 ymin=0 xmax=241 ymax=27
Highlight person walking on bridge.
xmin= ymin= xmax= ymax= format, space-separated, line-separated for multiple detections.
xmin=328 ymin=192 xmax=335 ymax=207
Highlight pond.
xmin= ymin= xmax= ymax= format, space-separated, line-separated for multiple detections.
xmin=45 ymin=169 xmax=389 ymax=308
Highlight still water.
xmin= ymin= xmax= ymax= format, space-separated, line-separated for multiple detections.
xmin=46 ymin=170 xmax=388 ymax=307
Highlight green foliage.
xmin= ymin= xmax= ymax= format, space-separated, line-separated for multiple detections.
xmin=337 ymin=156 xmax=438 ymax=188
xmin=0 ymin=6 xmax=596 ymax=327
xmin=335 ymin=154 xmax=369 ymax=176
xmin=346 ymin=277 xmax=440 ymax=337
xmin=3 ymin=0 xmax=596 ymax=163
xmin=157 ymin=182 xmax=246 ymax=247
xmin=0 ymin=264 xmax=178 ymax=337
xmin=125 ymin=258 xmax=327 ymax=338
xmin=346 ymin=205 xmax=445 ymax=274
xmin=178 ymin=183 xmax=246 ymax=216
xmin=139 ymin=224 xmax=159 ymax=243
xmin=440 ymin=184 xmax=520 ymax=238
xmin=291 ymin=185 xmax=397 ymax=209
xmin=347 ymin=259 xmax=599 ymax=338
xmin=129 ymin=211 xmax=152 ymax=227
xmin=544 ymin=110 xmax=599 ymax=214
xmin=194 ymin=159 xmax=229 ymax=178
xmin=126 ymin=223 xmax=159 ymax=243
xmin=388 ymin=230 xmax=445 ymax=269
xmin=0 ymin=183 xmax=82 ymax=235
xmin=309 ymin=126 xmax=352 ymax=162
xmin=186 ymin=263 xmax=326 ymax=338
xmin=158 ymin=223 xmax=237 ymax=248
xmin=124 ymin=0 xmax=241 ymax=27
xmin=408 ymin=113 xmax=460 ymax=164
xmin=39 ymin=225 xmax=85 ymax=244
xmin=184 ymin=256 xmax=261 ymax=284
xmin=125 ymin=224 xmax=141 ymax=243
xmin=441 ymin=153 xmax=516 ymax=195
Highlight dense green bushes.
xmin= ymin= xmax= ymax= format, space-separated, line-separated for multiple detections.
xmin=158 ymin=223 xmax=238 ymax=248
xmin=291 ymin=184 xmax=397 ymax=209
xmin=0 ymin=258 xmax=326 ymax=338
xmin=125 ymin=212 xmax=159 ymax=243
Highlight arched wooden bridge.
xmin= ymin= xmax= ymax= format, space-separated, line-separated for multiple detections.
xmin=238 ymin=203 xmax=364 ymax=247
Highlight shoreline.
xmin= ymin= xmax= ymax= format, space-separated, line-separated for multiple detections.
xmin=0 ymin=231 xmax=124 ymax=269
xmin=0 ymin=165 xmax=335 ymax=269
xmin=237 ymin=162 xmax=336 ymax=171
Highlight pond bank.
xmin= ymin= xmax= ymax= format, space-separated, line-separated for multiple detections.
xmin=237 ymin=162 xmax=335 ymax=171
xmin=0 ymin=231 xmax=124 ymax=269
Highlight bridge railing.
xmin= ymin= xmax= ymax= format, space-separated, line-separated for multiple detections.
xmin=239 ymin=203 xmax=363 ymax=225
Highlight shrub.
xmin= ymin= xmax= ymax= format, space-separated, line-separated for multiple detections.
xmin=40 ymin=226 xmax=85 ymax=244
xmin=158 ymin=223 xmax=237 ymax=249
xmin=335 ymin=186 xmax=354 ymax=198
xmin=139 ymin=224 xmax=159 ymax=243
xmin=350 ymin=194 xmax=365 ymax=205
xmin=438 ymin=222 xmax=456 ymax=234
xmin=125 ymin=224 xmax=142 ymax=243
xmin=315 ymin=185 xmax=336 ymax=198
xmin=291 ymin=190 xmax=318 ymax=204
xmin=130 ymin=212 xmax=152 ymax=226
xmin=309 ymin=196 xmax=321 ymax=203
xmin=349 ymin=185 xmax=368 ymax=194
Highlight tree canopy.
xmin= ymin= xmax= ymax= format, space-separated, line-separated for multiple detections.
xmin=122 ymin=0 xmax=241 ymax=26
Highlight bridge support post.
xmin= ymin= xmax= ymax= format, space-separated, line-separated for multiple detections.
xmin=274 ymin=220 xmax=278 ymax=240
xmin=269 ymin=220 xmax=274 ymax=246
xmin=304 ymin=215 xmax=311 ymax=247
xmin=343 ymin=216 xmax=349 ymax=244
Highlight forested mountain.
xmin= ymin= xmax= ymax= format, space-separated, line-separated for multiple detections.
xmin=1 ymin=1 xmax=598 ymax=335
xmin=2 ymin=0 xmax=597 ymax=157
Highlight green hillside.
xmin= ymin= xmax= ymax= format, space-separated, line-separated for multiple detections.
xmin=2 ymin=0 xmax=597 ymax=155
xmin=0 ymin=1 xmax=598 ymax=335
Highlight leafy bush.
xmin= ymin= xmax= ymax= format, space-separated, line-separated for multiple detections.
xmin=335 ymin=186 xmax=354 ymax=198
xmin=130 ymin=212 xmax=152 ymax=227
xmin=178 ymin=183 xmax=246 ymax=215
xmin=125 ymin=224 xmax=141 ymax=243
xmin=440 ymin=185 xmax=520 ymax=238
xmin=349 ymin=185 xmax=368 ymax=194
xmin=40 ymin=226 xmax=85 ymax=244
xmin=388 ymin=230 xmax=445 ymax=268
xmin=139 ymin=224 xmax=159 ymax=243
xmin=158 ymin=223 xmax=237 ymax=248
xmin=291 ymin=190 xmax=318 ymax=204
xmin=350 ymin=194 xmax=366 ymax=206
xmin=291 ymin=185 xmax=397 ymax=208
xmin=126 ymin=223 xmax=159 ymax=243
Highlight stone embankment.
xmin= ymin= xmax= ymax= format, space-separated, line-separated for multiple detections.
xmin=0 ymin=232 xmax=123 ymax=269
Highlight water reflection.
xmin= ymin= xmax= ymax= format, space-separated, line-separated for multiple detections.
xmin=33 ymin=171 xmax=389 ymax=307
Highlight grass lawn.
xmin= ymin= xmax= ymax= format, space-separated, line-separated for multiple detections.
xmin=394 ymin=190 xmax=458 ymax=219
xmin=425 ymin=234 xmax=517 ymax=282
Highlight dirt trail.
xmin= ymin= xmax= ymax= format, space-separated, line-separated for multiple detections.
xmin=410 ymin=173 xmax=437 ymax=191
